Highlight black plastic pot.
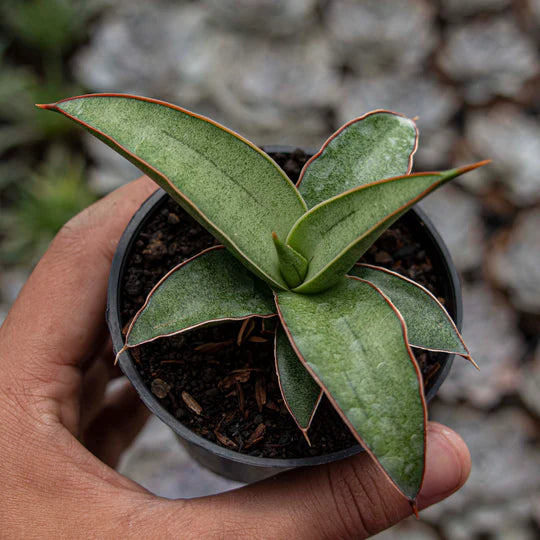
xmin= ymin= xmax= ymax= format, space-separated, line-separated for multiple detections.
xmin=107 ymin=147 xmax=462 ymax=484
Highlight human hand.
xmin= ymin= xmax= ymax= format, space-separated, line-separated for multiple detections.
xmin=0 ymin=176 xmax=471 ymax=539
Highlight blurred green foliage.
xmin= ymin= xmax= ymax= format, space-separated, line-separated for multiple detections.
xmin=2 ymin=0 xmax=102 ymax=58
xmin=0 ymin=0 xmax=105 ymax=267
xmin=0 ymin=0 xmax=103 ymax=153
xmin=0 ymin=146 xmax=98 ymax=266
xmin=0 ymin=44 xmax=83 ymax=154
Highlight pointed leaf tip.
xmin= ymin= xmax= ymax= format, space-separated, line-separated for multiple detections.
xmin=349 ymin=265 xmax=471 ymax=359
xmin=35 ymin=103 xmax=56 ymax=110
xmin=467 ymin=355 xmax=480 ymax=371
xmin=44 ymin=94 xmax=308 ymax=290
xmin=272 ymin=232 xmax=308 ymax=288
xmin=411 ymin=500 xmax=419 ymax=519
xmin=114 ymin=344 xmax=128 ymax=365
xmin=126 ymin=247 xmax=276 ymax=348
xmin=455 ymin=159 xmax=491 ymax=175
xmin=276 ymin=279 xmax=427 ymax=500
xmin=274 ymin=326 xmax=322 ymax=434
xmin=289 ymin=165 xmax=483 ymax=294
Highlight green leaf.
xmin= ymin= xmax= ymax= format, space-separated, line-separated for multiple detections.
xmin=275 ymin=277 xmax=427 ymax=501
xmin=348 ymin=264 xmax=474 ymax=362
xmin=125 ymin=246 xmax=276 ymax=348
xmin=39 ymin=94 xmax=307 ymax=290
xmin=272 ymin=232 xmax=308 ymax=288
xmin=275 ymin=326 xmax=322 ymax=441
xmin=288 ymin=162 xmax=489 ymax=294
xmin=298 ymin=111 xmax=418 ymax=208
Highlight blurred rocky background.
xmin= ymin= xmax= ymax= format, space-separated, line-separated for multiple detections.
xmin=0 ymin=0 xmax=538 ymax=537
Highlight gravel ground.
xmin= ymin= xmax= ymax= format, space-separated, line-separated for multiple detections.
xmin=2 ymin=1 xmax=539 ymax=537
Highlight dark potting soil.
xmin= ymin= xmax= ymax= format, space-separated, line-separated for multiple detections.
xmin=119 ymin=148 xmax=447 ymax=459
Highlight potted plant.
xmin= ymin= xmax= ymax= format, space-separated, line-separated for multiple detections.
xmin=38 ymin=94 xmax=487 ymax=513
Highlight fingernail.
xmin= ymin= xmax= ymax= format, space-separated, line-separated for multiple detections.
xmin=419 ymin=423 xmax=470 ymax=503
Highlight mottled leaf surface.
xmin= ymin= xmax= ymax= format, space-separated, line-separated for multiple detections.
xmin=276 ymin=277 xmax=426 ymax=501
xmin=349 ymin=264 xmax=470 ymax=358
xmin=275 ymin=326 xmax=322 ymax=432
xmin=126 ymin=247 xmax=276 ymax=347
xmin=46 ymin=94 xmax=307 ymax=289
xmin=288 ymin=164 xmax=486 ymax=294
xmin=298 ymin=111 xmax=418 ymax=208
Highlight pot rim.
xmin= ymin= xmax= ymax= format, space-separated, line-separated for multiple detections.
xmin=107 ymin=147 xmax=461 ymax=470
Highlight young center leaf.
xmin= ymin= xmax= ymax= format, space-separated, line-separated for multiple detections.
xmin=272 ymin=232 xmax=308 ymax=288
xmin=125 ymin=246 xmax=276 ymax=349
xmin=348 ymin=264 xmax=475 ymax=365
xmin=288 ymin=162 xmax=489 ymax=294
xmin=38 ymin=94 xmax=307 ymax=290
xmin=275 ymin=276 xmax=427 ymax=502
xmin=297 ymin=111 xmax=418 ymax=208
xmin=275 ymin=326 xmax=323 ymax=442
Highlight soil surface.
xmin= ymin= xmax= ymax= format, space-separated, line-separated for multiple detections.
xmin=120 ymin=149 xmax=447 ymax=459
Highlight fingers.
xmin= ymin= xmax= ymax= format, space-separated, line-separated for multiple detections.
xmin=416 ymin=423 xmax=471 ymax=507
xmin=83 ymin=379 xmax=151 ymax=468
xmin=0 ymin=175 xmax=157 ymax=383
xmin=183 ymin=422 xmax=470 ymax=539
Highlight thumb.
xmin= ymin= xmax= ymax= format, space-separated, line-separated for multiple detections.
xmin=180 ymin=421 xmax=470 ymax=539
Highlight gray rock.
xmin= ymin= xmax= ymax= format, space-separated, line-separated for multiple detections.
xmin=437 ymin=283 xmax=525 ymax=407
xmin=464 ymin=106 xmax=540 ymax=206
xmin=451 ymin=142 xmax=496 ymax=196
xmin=372 ymin=519 xmax=438 ymax=539
xmin=437 ymin=17 xmax=539 ymax=104
xmin=420 ymin=184 xmax=485 ymax=272
xmin=527 ymin=0 xmax=540 ymax=39
xmin=423 ymin=404 xmax=540 ymax=527
xmin=490 ymin=209 xmax=540 ymax=313
xmin=439 ymin=0 xmax=512 ymax=19
xmin=326 ymin=0 xmax=437 ymax=75
xmin=210 ymin=35 xmax=338 ymax=146
xmin=339 ymin=74 xmax=459 ymax=128
xmin=441 ymin=501 xmax=539 ymax=540
xmin=74 ymin=0 xmax=338 ymax=148
xmin=519 ymin=343 xmax=540 ymax=417
xmin=202 ymin=0 xmax=318 ymax=36
xmin=73 ymin=2 xmax=218 ymax=104
xmin=413 ymin=126 xmax=459 ymax=169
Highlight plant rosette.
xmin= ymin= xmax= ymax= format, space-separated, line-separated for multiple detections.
xmin=38 ymin=95 xmax=488 ymax=511
xmin=107 ymin=165 xmax=461 ymax=486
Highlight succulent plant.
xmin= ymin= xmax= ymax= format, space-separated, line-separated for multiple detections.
xmin=38 ymin=94 xmax=487 ymax=510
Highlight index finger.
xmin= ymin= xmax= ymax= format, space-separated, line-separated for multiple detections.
xmin=0 ymin=176 xmax=158 ymax=376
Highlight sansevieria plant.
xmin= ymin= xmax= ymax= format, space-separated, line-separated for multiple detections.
xmin=38 ymin=94 xmax=487 ymax=511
